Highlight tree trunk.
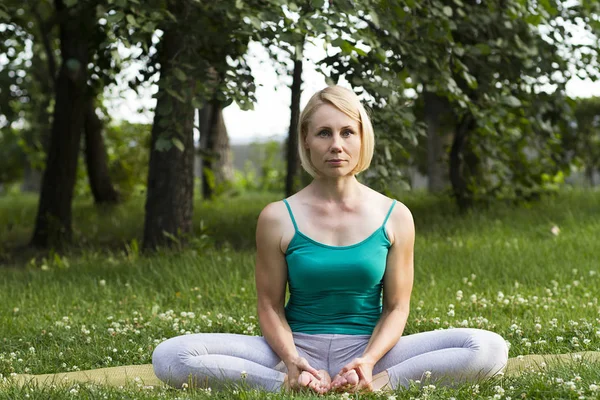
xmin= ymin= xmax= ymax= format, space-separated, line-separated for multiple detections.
xmin=143 ymin=2 xmax=196 ymax=250
xmin=84 ymin=95 xmax=120 ymax=204
xmin=285 ymin=51 xmax=304 ymax=197
xmin=30 ymin=0 xmax=91 ymax=247
xmin=449 ymin=115 xmax=476 ymax=212
xmin=198 ymin=100 xmax=233 ymax=199
xmin=199 ymin=102 xmax=215 ymax=199
xmin=424 ymin=91 xmax=453 ymax=193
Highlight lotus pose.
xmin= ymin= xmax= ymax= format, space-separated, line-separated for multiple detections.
xmin=152 ymin=85 xmax=509 ymax=393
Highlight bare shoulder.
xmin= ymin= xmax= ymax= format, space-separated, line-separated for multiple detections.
xmin=256 ymin=200 xmax=295 ymax=252
xmin=258 ymin=201 xmax=287 ymax=224
xmin=387 ymin=199 xmax=415 ymax=246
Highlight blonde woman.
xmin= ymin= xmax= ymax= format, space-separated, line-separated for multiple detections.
xmin=152 ymin=86 xmax=508 ymax=393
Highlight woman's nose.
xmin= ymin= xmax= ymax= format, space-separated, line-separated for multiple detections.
xmin=330 ymin=133 xmax=343 ymax=151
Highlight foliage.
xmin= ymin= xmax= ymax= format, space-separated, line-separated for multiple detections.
xmin=318 ymin=0 xmax=600 ymax=207
xmin=0 ymin=127 xmax=26 ymax=184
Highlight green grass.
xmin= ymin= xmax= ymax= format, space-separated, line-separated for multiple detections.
xmin=1 ymin=188 xmax=600 ymax=399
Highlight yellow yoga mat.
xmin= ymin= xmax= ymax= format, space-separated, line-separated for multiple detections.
xmin=11 ymin=351 xmax=600 ymax=389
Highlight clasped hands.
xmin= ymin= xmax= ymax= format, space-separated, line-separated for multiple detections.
xmin=286 ymin=356 xmax=376 ymax=394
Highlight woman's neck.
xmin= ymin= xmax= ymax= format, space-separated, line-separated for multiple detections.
xmin=307 ymin=175 xmax=363 ymax=205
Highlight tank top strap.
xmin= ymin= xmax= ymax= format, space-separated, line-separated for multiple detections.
xmin=382 ymin=199 xmax=397 ymax=227
xmin=282 ymin=199 xmax=299 ymax=232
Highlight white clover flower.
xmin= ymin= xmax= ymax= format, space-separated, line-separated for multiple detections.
xmin=551 ymin=225 xmax=560 ymax=236
xmin=470 ymin=294 xmax=477 ymax=303
xmin=589 ymin=384 xmax=599 ymax=392
xmin=456 ymin=290 xmax=463 ymax=301
xmin=556 ymin=336 xmax=564 ymax=342
xmin=534 ymin=323 xmax=542 ymax=332
xmin=99 ymin=280 xmax=106 ymax=286
xmin=241 ymin=371 xmax=247 ymax=379
xmin=447 ymin=310 xmax=455 ymax=317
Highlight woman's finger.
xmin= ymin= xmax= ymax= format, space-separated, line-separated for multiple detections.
xmin=299 ymin=359 xmax=321 ymax=379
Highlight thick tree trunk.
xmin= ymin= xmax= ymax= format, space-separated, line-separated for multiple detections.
xmin=83 ymin=95 xmax=120 ymax=204
xmin=143 ymin=3 xmax=196 ymax=250
xmin=424 ymin=92 xmax=453 ymax=193
xmin=30 ymin=0 xmax=91 ymax=247
xmin=285 ymin=55 xmax=303 ymax=197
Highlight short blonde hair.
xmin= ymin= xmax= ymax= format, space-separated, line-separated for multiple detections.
xmin=298 ymin=86 xmax=375 ymax=177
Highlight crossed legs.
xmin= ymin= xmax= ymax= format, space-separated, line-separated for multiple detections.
xmin=151 ymin=328 xmax=509 ymax=392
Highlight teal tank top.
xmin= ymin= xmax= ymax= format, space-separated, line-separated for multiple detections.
xmin=283 ymin=199 xmax=397 ymax=335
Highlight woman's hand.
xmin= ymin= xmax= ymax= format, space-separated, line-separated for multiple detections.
xmin=331 ymin=356 xmax=376 ymax=392
xmin=284 ymin=356 xmax=329 ymax=393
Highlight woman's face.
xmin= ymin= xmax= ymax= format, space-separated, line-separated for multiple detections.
xmin=304 ymin=103 xmax=362 ymax=178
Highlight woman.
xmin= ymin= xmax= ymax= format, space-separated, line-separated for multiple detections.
xmin=152 ymin=85 xmax=509 ymax=393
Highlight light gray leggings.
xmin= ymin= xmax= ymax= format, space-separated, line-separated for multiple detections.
xmin=152 ymin=328 xmax=509 ymax=392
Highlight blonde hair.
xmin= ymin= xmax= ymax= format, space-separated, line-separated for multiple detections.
xmin=298 ymin=86 xmax=375 ymax=177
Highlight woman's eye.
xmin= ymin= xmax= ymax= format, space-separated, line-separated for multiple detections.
xmin=342 ymin=129 xmax=353 ymax=137
xmin=318 ymin=130 xmax=330 ymax=137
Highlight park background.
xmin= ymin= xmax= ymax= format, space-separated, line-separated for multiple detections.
xmin=2 ymin=0 xmax=600 ymax=399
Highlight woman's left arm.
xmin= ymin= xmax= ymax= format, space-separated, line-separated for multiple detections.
xmin=336 ymin=202 xmax=415 ymax=390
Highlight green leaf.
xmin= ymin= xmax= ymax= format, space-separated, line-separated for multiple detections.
xmin=63 ymin=0 xmax=78 ymax=7
xmin=126 ymin=14 xmax=137 ymax=27
xmin=173 ymin=68 xmax=187 ymax=82
xmin=106 ymin=11 xmax=124 ymax=24
xmin=502 ymin=96 xmax=522 ymax=108
xmin=443 ymin=6 xmax=453 ymax=17
xmin=172 ymin=138 xmax=185 ymax=152
xmin=369 ymin=11 xmax=380 ymax=28
xmin=155 ymin=137 xmax=172 ymax=151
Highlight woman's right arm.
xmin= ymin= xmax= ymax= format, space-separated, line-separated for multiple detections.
xmin=255 ymin=202 xmax=320 ymax=387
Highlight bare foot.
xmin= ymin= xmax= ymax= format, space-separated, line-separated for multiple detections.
xmin=331 ymin=369 xmax=359 ymax=391
xmin=288 ymin=369 xmax=331 ymax=394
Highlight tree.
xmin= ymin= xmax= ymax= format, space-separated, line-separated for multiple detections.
xmin=142 ymin=1 xmax=197 ymax=250
xmin=570 ymin=97 xmax=600 ymax=186
xmin=83 ymin=95 xmax=120 ymax=204
xmin=31 ymin=0 xmax=95 ymax=246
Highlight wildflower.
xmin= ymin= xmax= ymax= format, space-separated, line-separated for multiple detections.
xmin=590 ymin=384 xmax=598 ymax=392
xmin=551 ymin=225 xmax=560 ymax=236
xmin=99 ymin=280 xmax=106 ymax=286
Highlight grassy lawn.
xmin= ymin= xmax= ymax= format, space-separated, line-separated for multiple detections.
xmin=1 ymin=189 xmax=600 ymax=399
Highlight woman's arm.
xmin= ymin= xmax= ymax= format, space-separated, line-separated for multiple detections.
xmin=255 ymin=202 xmax=321 ymax=387
xmin=362 ymin=202 xmax=415 ymax=363
xmin=335 ymin=202 xmax=415 ymax=390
